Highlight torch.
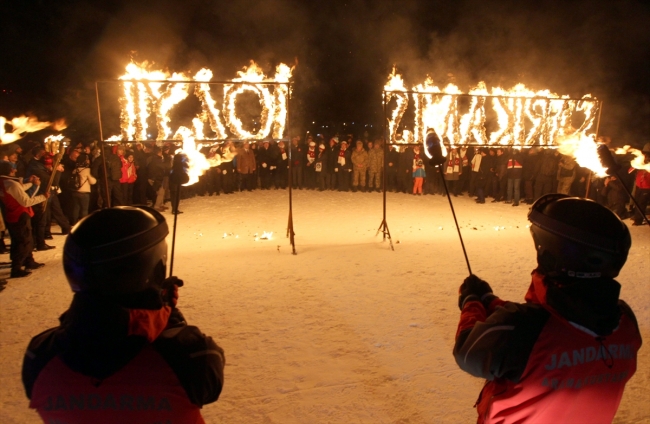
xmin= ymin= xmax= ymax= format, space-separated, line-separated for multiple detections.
xmin=42 ymin=138 xmax=67 ymax=213
xmin=424 ymin=129 xmax=472 ymax=275
xmin=597 ymin=145 xmax=650 ymax=227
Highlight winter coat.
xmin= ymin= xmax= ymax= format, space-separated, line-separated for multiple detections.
xmin=315 ymin=149 xmax=328 ymax=173
xmin=400 ymin=148 xmax=414 ymax=175
xmin=557 ymin=156 xmax=577 ymax=181
xmin=326 ymin=145 xmax=339 ymax=173
xmin=275 ymin=147 xmax=289 ymax=170
xmin=412 ymin=153 xmax=426 ymax=178
xmin=632 ymin=169 xmax=650 ymax=189
xmin=147 ymin=155 xmax=166 ymax=187
xmin=119 ymin=157 xmax=137 ymax=184
xmin=290 ymin=145 xmax=304 ymax=167
xmin=335 ymin=148 xmax=352 ymax=172
xmin=73 ymin=167 xmax=97 ymax=193
xmin=506 ymin=151 xmax=523 ymax=180
xmin=0 ymin=177 xmax=46 ymax=223
xmin=256 ymin=146 xmax=274 ymax=170
xmin=387 ymin=148 xmax=400 ymax=171
xmin=23 ymin=294 xmax=224 ymax=424
xmin=444 ymin=152 xmax=462 ymax=181
xmin=522 ymin=151 xmax=540 ymax=181
xmin=538 ymin=150 xmax=559 ymax=178
xmin=351 ymin=148 xmax=369 ymax=170
xmin=368 ymin=148 xmax=384 ymax=172
xmin=236 ymin=148 xmax=256 ymax=174
xmin=494 ymin=154 xmax=508 ymax=180
xmin=454 ymin=270 xmax=641 ymax=424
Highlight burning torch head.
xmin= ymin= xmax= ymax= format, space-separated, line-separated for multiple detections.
xmin=63 ymin=206 xmax=169 ymax=309
xmin=528 ymin=194 xmax=631 ymax=280
xmin=424 ymin=128 xmax=446 ymax=166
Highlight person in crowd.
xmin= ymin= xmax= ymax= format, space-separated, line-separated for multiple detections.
xmin=351 ymin=140 xmax=369 ymax=192
xmin=534 ymin=148 xmax=559 ymax=200
xmin=257 ymin=140 xmax=274 ymax=190
xmin=444 ymin=148 xmax=462 ymax=197
xmin=205 ymin=147 xmax=223 ymax=196
xmin=557 ymin=154 xmax=577 ymax=195
xmin=25 ymin=146 xmax=54 ymax=251
xmin=290 ymin=136 xmax=303 ymax=189
xmin=468 ymin=146 xmax=481 ymax=197
xmin=505 ymin=147 xmax=523 ymax=206
xmin=133 ymin=143 xmax=150 ymax=205
xmin=91 ymin=145 xmax=124 ymax=207
xmin=147 ymin=147 xmax=167 ymax=211
xmin=6 ymin=145 xmax=26 ymax=178
xmin=326 ymin=138 xmax=339 ymax=190
xmin=237 ymin=142 xmax=257 ymax=192
xmin=304 ymin=141 xmax=318 ymax=189
xmin=473 ymin=148 xmax=490 ymax=204
xmin=601 ymin=175 xmax=629 ymax=220
xmin=412 ymin=145 xmax=426 ymax=195
xmin=459 ymin=147 xmax=471 ymax=194
xmin=522 ymin=147 xmax=539 ymax=204
xmin=491 ymin=148 xmax=507 ymax=202
xmin=218 ymin=141 xmax=236 ymax=194
xmin=22 ymin=206 xmax=225 ymax=423
xmin=368 ymin=139 xmax=384 ymax=192
xmin=275 ymin=140 xmax=289 ymax=189
xmin=336 ymin=140 xmax=352 ymax=192
xmin=386 ymin=144 xmax=400 ymax=192
xmin=0 ymin=161 xmax=48 ymax=278
xmin=42 ymin=153 xmax=72 ymax=237
xmin=315 ymin=143 xmax=329 ymax=191
xmin=161 ymin=144 xmax=173 ymax=204
xmin=454 ymin=194 xmax=640 ymax=423
xmin=630 ymin=142 xmax=650 ymax=226
xmin=119 ymin=152 xmax=137 ymax=205
xmin=68 ymin=153 xmax=96 ymax=225
xmin=399 ymin=145 xmax=414 ymax=194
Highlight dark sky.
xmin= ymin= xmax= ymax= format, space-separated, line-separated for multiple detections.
xmin=1 ymin=0 xmax=649 ymax=145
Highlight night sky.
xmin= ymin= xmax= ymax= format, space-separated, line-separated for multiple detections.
xmin=1 ymin=0 xmax=649 ymax=145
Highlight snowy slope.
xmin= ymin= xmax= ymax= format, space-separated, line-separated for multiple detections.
xmin=1 ymin=190 xmax=648 ymax=423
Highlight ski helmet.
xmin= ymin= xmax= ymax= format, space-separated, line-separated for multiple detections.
xmin=63 ymin=206 xmax=169 ymax=296
xmin=528 ymin=194 xmax=631 ymax=279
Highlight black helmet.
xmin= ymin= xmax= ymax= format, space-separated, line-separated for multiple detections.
xmin=528 ymin=194 xmax=631 ymax=279
xmin=63 ymin=206 xmax=169 ymax=298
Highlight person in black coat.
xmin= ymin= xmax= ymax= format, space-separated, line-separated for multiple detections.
xmin=398 ymin=146 xmax=414 ymax=194
xmin=274 ymin=140 xmax=289 ymax=189
xmin=386 ymin=145 xmax=400 ymax=192
xmin=335 ymin=140 xmax=352 ymax=191
xmin=326 ymin=138 xmax=340 ymax=190
xmin=257 ymin=140 xmax=274 ymax=189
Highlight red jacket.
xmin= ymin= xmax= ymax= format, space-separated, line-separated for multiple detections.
xmin=119 ymin=157 xmax=137 ymax=183
xmin=454 ymin=271 xmax=641 ymax=424
xmin=632 ymin=169 xmax=650 ymax=189
xmin=0 ymin=176 xmax=47 ymax=223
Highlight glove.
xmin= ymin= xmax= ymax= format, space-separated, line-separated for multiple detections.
xmin=161 ymin=276 xmax=184 ymax=307
xmin=334 ymin=168 xmax=338 ymax=172
xmin=262 ymin=163 xmax=267 ymax=168
xmin=458 ymin=274 xmax=493 ymax=310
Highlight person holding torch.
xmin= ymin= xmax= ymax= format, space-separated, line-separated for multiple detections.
xmin=454 ymin=194 xmax=641 ymax=424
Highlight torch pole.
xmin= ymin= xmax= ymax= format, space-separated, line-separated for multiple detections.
xmin=286 ymin=84 xmax=296 ymax=254
xmin=41 ymin=148 xmax=64 ymax=213
xmin=376 ymin=90 xmax=393 ymax=250
xmin=168 ymin=183 xmax=182 ymax=277
xmin=439 ymin=170 xmax=472 ymax=275
xmin=95 ymin=82 xmax=111 ymax=208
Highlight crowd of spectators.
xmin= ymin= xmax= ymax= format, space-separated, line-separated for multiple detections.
xmin=0 ymin=134 xmax=647 ymax=286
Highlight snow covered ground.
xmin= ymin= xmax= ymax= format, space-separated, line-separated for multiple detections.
xmin=1 ymin=190 xmax=649 ymax=423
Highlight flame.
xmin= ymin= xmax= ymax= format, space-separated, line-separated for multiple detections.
xmin=556 ymin=134 xmax=608 ymax=177
xmin=44 ymin=134 xmax=65 ymax=154
xmin=615 ymin=145 xmax=650 ymax=171
xmin=384 ymin=68 xmax=408 ymax=143
xmin=111 ymin=60 xmax=291 ymax=141
xmin=0 ymin=115 xmax=59 ymax=144
xmin=174 ymin=126 xmax=210 ymax=186
xmin=385 ymin=73 xmax=598 ymax=150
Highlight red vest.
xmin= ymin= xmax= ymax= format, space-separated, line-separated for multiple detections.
xmin=30 ymin=346 xmax=205 ymax=424
xmin=0 ymin=177 xmax=34 ymax=223
xmin=477 ymin=298 xmax=640 ymax=423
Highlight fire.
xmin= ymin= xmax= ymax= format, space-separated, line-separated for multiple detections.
xmin=111 ymin=60 xmax=292 ymax=142
xmin=173 ymin=126 xmax=210 ymax=186
xmin=44 ymin=135 xmax=65 ymax=154
xmin=615 ymin=145 xmax=650 ymax=171
xmin=557 ymin=134 xmax=608 ymax=177
xmin=0 ymin=115 xmax=54 ymax=144
xmin=386 ymin=71 xmax=603 ymax=173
